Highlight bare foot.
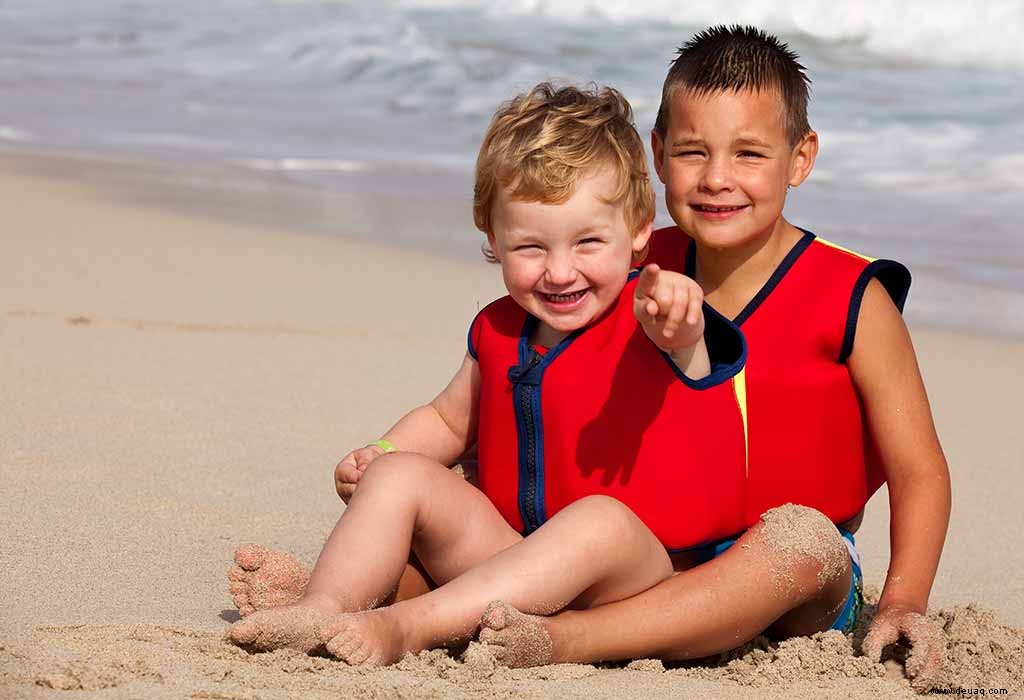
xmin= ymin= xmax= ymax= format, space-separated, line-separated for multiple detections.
xmin=227 ymin=544 xmax=309 ymax=617
xmin=477 ymin=600 xmax=553 ymax=668
xmin=322 ymin=609 xmax=409 ymax=667
xmin=226 ymin=603 xmax=331 ymax=653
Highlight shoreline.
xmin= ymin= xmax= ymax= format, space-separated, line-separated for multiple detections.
xmin=5 ymin=144 xmax=1024 ymax=340
xmin=2 ymin=147 xmax=1023 ymax=698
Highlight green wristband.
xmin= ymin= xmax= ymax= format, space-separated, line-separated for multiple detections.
xmin=373 ymin=439 xmax=396 ymax=453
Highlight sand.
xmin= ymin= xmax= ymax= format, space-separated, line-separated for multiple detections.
xmin=2 ymin=149 xmax=1023 ymax=699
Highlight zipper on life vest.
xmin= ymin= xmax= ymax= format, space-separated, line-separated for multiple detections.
xmin=508 ymin=348 xmax=545 ymax=535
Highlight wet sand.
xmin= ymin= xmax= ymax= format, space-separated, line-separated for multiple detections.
xmin=2 ymin=150 xmax=1022 ymax=698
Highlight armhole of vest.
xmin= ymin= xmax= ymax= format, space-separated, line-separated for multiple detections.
xmin=659 ymin=302 xmax=747 ymax=390
xmin=467 ymin=317 xmax=479 ymax=361
xmin=467 ymin=304 xmax=492 ymax=361
xmin=838 ymin=259 xmax=912 ymax=363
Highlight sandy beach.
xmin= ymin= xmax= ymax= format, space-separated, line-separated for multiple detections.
xmin=2 ymin=150 xmax=1022 ymax=699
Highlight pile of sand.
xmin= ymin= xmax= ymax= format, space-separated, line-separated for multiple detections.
xmin=3 ymin=597 xmax=1020 ymax=699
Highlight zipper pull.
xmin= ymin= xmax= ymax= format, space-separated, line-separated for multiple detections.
xmin=507 ymin=349 xmax=543 ymax=386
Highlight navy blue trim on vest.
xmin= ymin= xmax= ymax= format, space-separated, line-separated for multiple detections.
xmin=655 ymin=303 xmax=747 ymax=390
xmin=838 ymin=259 xmax=912 ymax=363
xmin=665 ymin=528 xmax=747 ymax=556
xmin=467 ymin=323 xmax=479 ymax=361
xmin=508 ymin=316 xmax=583 ymax=535
xmin=684 ymin=229 xmax=816 ymax=327
xmin=635 ymin=265 xmax=746 ymax=389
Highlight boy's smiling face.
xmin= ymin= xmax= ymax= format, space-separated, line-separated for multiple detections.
xmin=652 ymin=88 xmax=817 ymax=251
xmin=488 ymin=167 xmax=651 ymax=345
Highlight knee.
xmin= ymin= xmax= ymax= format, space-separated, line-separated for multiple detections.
xmin=561 ymin=495 xmax=646 ymax=542
xmin=757 ymin=504 xmax=849 ymax=590
xmin=360 ymin=451 xmax=440 ymax=491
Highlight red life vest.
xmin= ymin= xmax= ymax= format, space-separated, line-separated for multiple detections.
xmin=646 ymin=226 xmax=911 ymax=526
xmin=469 ymin=271 xmax=750 ymax=551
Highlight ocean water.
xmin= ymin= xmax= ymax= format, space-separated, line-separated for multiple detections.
xmin=2 ymin=0 xmax=1023 ymax=334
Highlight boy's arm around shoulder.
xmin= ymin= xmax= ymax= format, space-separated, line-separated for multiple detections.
xmin=847 ymin=278 xmax=951 ymax=690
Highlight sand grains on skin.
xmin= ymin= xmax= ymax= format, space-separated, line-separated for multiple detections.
xmin=228 ymin=544 xmax=309 ymax=617
xmin=477 ymin=601 xmax=554 ymax=668
xmin=758 ymin=504 xmax=850 ymax=593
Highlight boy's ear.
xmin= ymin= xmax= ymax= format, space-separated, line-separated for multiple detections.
xmin=650 ymin=129 xmax=667 ymax=184
xmin=788 ymin=130 xmax=819 ymax=188
xmin=486 ymin=231 xmax=500 ymax=261
xmin=632 ymin=220 xmax=654 ymax=261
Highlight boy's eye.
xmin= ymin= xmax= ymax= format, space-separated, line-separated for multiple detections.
xmin=514 ymin=244 xmax=542 ymax=252
xmin=739 ymin=151 xmax=765 ymax=158
xmin=674 ymin=150 xmax=704 ymax=158
xmin=579 ymin=237 xmax=602 ymax=246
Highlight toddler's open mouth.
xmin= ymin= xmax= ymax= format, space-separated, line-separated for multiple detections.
xmin=691 ymin=204 xmax=748 ymax=213
xmin=540 ymin=288 xmax=590 ymax=306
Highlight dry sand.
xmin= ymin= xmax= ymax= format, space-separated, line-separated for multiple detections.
xmin=2 ymin=151 xmax=1023 ymax=698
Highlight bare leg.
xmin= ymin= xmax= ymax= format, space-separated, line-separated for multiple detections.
xmin=479 ymin=504 xmax=853 ymax=667
xmin=321 ymin=495 xmax=674 ymax=666
xmin=227 ymin=452 xmax=521 ymax=652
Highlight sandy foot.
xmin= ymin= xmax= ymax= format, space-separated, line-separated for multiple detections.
xmin=227 ymin=544 xmax=309 ymax=617
xmin=226 ymin=604 xmax=330 ymax=653
xmin=477 ymin=600 xmax=553 ymax=668
xmin=322 ymin=609 xmax=409 ymax=667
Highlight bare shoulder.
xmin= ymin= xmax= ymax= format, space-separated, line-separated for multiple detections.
xmin=847 ymin=277 xmax=916 ymax=381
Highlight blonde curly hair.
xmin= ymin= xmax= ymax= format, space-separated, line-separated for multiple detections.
xmin=473 ymin=82 xmax=655 ymax=263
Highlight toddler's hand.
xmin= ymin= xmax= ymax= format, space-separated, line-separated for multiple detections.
xmin=334 ymin=444 xmax=387 ymax=503
xmin=633 ymin=264 xmax=705 ymax=352
xmin=863 ymin=604 xmax=944 ymax=692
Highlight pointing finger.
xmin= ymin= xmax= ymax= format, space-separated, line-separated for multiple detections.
xmin=635 ymin=264 xmax=660 ymax=300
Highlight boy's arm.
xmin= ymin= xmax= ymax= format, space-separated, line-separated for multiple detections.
xmin=381 ymin=351 xmax=481 ymax=463
xmin=847 ymin=279 xmax=951 ymax=690
xmin=334 ymin=352 xmax=480 ymax=501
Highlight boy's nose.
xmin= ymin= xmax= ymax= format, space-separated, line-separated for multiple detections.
xmin=700 ymin=157 xmax=734 ymax=192
xmin=544 ymin=254 xmax=578 ymax=286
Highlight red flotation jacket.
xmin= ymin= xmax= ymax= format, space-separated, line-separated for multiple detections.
xmin=469 ymin=270 xmax=750 ymax=552
xmin=646 ymin=226 xmax=911 ymax=527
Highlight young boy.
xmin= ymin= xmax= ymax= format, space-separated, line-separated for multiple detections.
xmin=471 ymin=26 xmax=951 ymax=691
xmin=226 ymin=83 xmax=752 ymax=665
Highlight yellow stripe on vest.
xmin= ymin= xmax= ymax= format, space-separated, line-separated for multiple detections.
xmin=813 ymin=236 xmax=876 ymax=263
xmin=732 ymin=367 xmax=749 ymax=478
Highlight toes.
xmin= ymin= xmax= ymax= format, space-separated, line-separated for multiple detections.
xmin=228 ymin=566 xmax=249 ymax=583
xmin=479 ymin=626 xmax=499 ymax=644
xmin=232 ymin=591 xmax=255 ymax=616
xmin=234 ymin=544 xmax=268 ymax=571
xmin=481 ymin=600 xmax=511 ymax=630
xmin=325 ymin=630 xmax=358 ymax=659
xmin=348 ymin=644 xmax=373 ymax=666
xmin=228 ymin=620 xmax=259 ymax=645
xmin=229 ymin=581 xmax=248 ymax=595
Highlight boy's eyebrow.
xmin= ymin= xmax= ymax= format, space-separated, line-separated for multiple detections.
xmin=669 ymin=136 xmax=774 ymax=148
xmin=734 ymin=136 xmax=773 ymax=148
xmin=670 ymin=137 xmax=705 ymax=148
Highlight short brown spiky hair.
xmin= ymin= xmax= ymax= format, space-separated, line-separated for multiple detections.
xmin=474 ymin=82 xmax=655 ymax=262
xmin=654 ymin=25 xmax=812 ymax=146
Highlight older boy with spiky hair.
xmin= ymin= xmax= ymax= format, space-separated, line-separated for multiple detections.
xmin=475 ymin=26 xmax=950 ymax=691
